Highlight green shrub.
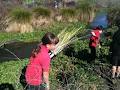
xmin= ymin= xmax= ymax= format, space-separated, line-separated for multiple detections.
xmin=33 ymin=7 xmax=51 ymax=18
xmin=10 ymin=8 xmax=32 ymax=23
xmin=50 ymin=54 xmax=105 ymax=90
xmin=60 ymin=8 xmax=76 ymax=18
xmin=0 ymin=54 xmax=105 ymax=90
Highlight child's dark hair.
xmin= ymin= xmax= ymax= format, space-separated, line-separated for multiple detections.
xmin=31 ymin=32 xmax=59 ymax=57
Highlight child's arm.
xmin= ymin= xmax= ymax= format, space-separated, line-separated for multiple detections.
xmin=43 ymin=72 xmax=49 ymax=90
xmin=41 ymin=57 xmax=50 ymax=90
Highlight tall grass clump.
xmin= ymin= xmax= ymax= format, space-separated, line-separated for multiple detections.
xmin=76 ymin=2 xmax=96 ymax=23
xmin=32 ymin=7 xmax=52 ymax=28
xmin=10 ymin=8 xmax=32 ymax=23
xmin=60 ymin=8 xmax=77 ymax=22
xmin=33 ymin=7 xmax=51 ymax=18
xmin=5 ymin=8 xmax=33 ymax=33
xmin=107 ymin=7 xmax=120 ymax=27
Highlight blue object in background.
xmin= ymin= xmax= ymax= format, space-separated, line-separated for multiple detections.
xmin=90 ymin=13 xmax=108 ymax=29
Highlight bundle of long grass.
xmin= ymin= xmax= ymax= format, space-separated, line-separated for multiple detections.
xmin=50 ymin=25 xmax=84 ymax=58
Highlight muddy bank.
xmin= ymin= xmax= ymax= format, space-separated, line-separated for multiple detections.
xmin=92 ymin=63 xmax=120 ymax=90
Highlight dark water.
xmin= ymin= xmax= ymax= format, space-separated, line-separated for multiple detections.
xmin=90 ymin=12 xmax=108 ymax=29
xmin=0 ymin=41 xmax=39 ymax=62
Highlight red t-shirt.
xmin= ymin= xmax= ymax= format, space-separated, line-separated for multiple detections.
xmin=89 ymin=29 xmax=102 ymax=47
xmin=25 ymin=45 xmax=50 ymax=85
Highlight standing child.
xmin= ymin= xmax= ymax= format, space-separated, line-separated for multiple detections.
xmin=89 ymin=26 xmax=102 ymax=63
xmin=110 ymin=29 xmax=120 ymax=79
xmin=25 ymin=32 xmax=59 ymax=90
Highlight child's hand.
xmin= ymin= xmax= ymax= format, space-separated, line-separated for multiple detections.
xmin=49 ymin=51 xmax=55 ymax=59
xmin=41 ymin=83 xmax=49 ymax=90
xmin=98 ymin=44 xmax=101 ymax=48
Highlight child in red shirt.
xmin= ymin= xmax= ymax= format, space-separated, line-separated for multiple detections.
xmin=25 ymin=32 xmax=59 ymax=90
xmin=89 ymin=26 xmax=102 ymax=63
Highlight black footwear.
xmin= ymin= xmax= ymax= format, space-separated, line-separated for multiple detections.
xmin=110 ymin=74 xmax=115 ymax=79
xmin=111 ymin=76 xmax=115 ymax=79
xmin=116 ymin=76 xmax=120 ymax=79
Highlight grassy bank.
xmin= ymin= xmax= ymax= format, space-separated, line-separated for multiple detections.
xmin=0 ymin=54 xmax=107 ymax=90
xmin=0 ymin=22 xmax=110 ymax=90
xmin=0 ymin=22 xmax=86 ymax=42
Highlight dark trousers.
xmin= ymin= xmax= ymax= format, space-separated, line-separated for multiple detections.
xmin=27 ymin=84 xmax=45 ymax=90
xmin=89 ymin=46 xmax=96 ymax=62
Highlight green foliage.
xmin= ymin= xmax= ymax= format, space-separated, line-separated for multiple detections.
xmin=77 ymin=2 xmax=92 ymax=12
xmin=23 ymin=0 xmax=34 ymax=4
xmin=0 ymin=60 xmax=28 ymax=90
xmin=76 ymin=1 xmax=96 ymax=23
xmin=50 ymin=54 xmax=105 ymax=90
xmin=10 ymin=8 xmax=32 ymax=23
xmin=33 ymin=7 xmax=51 ymax=18
xmin=60 ymin=8 xmax=76 ymax=17
xmin=107 ymin=7 xmax=120 ymax=26
xmin=0 ymin=54 xmax=105 ymax=90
